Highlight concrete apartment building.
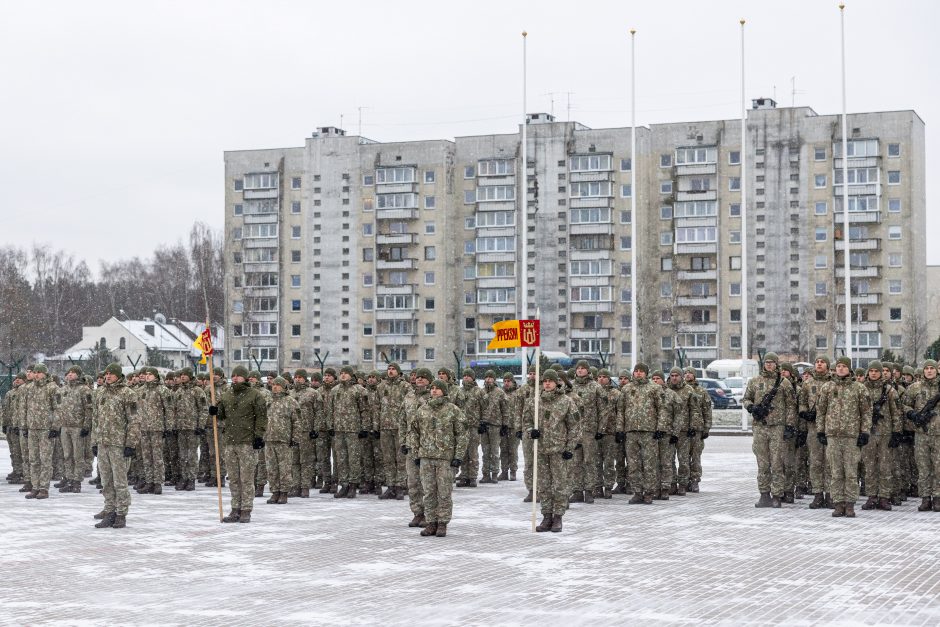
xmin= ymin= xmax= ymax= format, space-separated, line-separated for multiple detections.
xmin=224 ymin=100 xmax=926 ymax=373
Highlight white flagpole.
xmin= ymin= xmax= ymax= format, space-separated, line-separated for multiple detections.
xmin=840 ymin=3 xmax=853 ymax=364
xmin=630 ymin=29 xmax=638 ymax=369
xmin=739 ymin=18 xmax=749 ymax=432
xmin=531 ymin=307 xmax=541 ymax=531
xmin=520 ymin=31 xmax=529 ymax=374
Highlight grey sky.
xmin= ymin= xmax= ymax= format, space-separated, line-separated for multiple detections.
xmin=2 ymin=0 xmax=936 ymax=268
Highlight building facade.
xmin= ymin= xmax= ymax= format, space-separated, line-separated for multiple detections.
xmin=224 ymin=101 xmax=926 ymax=372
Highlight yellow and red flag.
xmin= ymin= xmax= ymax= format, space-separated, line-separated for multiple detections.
xmin=194 ymin=328 xmax=214 ymax=365
xmin=486 ymin=319 xmax=540 ymax=351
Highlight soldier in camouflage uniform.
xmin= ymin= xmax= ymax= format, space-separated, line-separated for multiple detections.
xmin=684 ymin=368 xmax=711 ymax=492
xmin=613 ymin=370 xmax=632 ymax=494
xmin=516 ymin=367 xmax=537 ymax=500
xmin=478 ymin=370 xmax=509 ymax=484
xmin=570 ymin=360 xmax=603 ymax=503
xmin=902 ymin=359 xmax=940 ymax=511
xmin=403 ymin=369 xmax=433 ymax=526
xmin=499 ymin=372 xmax=521 ymax=481
xmin=360 ymin=371 xmax=383 ymax=495
xmin=3 ymin=374 xmax=27 ymax=484
xmin=778 ymin=362 xmax=800 ymax=503
xmin=456 ymin=369 xmax=483 ymax=487
xmin=162 ymin=371 xmax=181 ymax=488
xmin=594 ymin=369 xmax=620 ymax=499
xmin=667 ymin=367 xmax=701 ymax=497
xmin=524 ymin=369 xmax=579 ymax=533
xmin=214 ymin=365 xmax=267 ymax=523
xmin=800 ymin=356 xmax=832 ymax=509
xmin=860 ymin=360 xmax=901 ymax=511
xmin=816 ymin=356 xmax=872 ymax=517
xmin=24 ymin=364 xmax=58 ymax=500
xmin=248 ymin=371 xmax=271 ymax=498
xmin=896 ymin=365 xmax=918 ymax=501
xmin=289 ymin=370 xmax=316 ymax=497
xmin=174 ymin=368 xmax=208 ymax=491
xmin=54 ymin=366 xmax=93 ymax=493
xmin=652 ymin=369 xmax=679 ymax=500
xmin=264 ymin=377 xmax=301 ymax=505
xmin=133 ymin=367 xmax=171 ymax=495
xmin=17 ymin=368 xmax=36 ymax=493
xmin=92 ymin=363 xmax=142 ymax=528
xmin=743 ymin=353 xmax=796 ymax=508
xmin=617 ymin=363 xmax=668 ymax=504
xmin=407 ymin=379 xmax=468 ymax=537
xmin=327 ymin=365 xmax=370 ymax=498
xmin=376 ymin=363 xmax=410 ymax=499
xmin=315 ymin=368 xmax=337 ymax=493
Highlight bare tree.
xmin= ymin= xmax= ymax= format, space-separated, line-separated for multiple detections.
xmin=904 ymin=308 xmax=928 ymax=364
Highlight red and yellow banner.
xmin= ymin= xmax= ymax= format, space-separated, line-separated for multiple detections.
xmin=194 ymin=328 xmax=214 ymax=364
xmin=486 ymin=319 xmax=541 ymax=351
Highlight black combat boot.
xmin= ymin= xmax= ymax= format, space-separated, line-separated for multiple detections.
xmin=771 ymin=495 xmax=782 ymax=508
xmin=93 ymin=509 xmax=109 ymax=519
xmin=420 ymin=522 xmax=438 ymax=537
xmin=18 ymin=482 xmax=33 ymax=493
xmin=254 ymin=485 xmax=265 ymax=498
xmin=675 ymin=484 xmax=686 ymax=496
xmin=688 ymin=481 xmax=700 ymax=493
xmin=628 ymin=493 xmax=644 ymax=504
xmin=238 ymin=510 xmax=251 ymax=523
xmin=346 ymin=483 xmax=358 ymax=498
xmin=861 ymin=496 xmax=877 ymax=510
xmin=94 ymin=512 xmax=116 ymax=528
xmin=823 ymin=493 xmax=833 ymax=509
xmin=809 ymin=492 xmax=824 ymax=509
xmin=466 ymin=479 xmax=477 ymax=488
xmin=497 ymin=469 xmax=509 ymax=481
xmin=878 ymin=498 xmax=892 ymax=511
xmin=408 ymin=514 xmax=425 ymax=528
xmin=535 ymin=514 xmax=553 ymax=532
xmin=112 ymin=514 xmax=127 ymax=528
xmin=334 ymin=484 xmax=349 ymax=498
xmin=918 ymin=497 xmax=932 ymax=511
xmin=933 ymin=498 xmax=940 ymax=513
xmin=569 ymin=490 xmax=584 ymax=503
xmin=266 ymin=491 xmax=279 ymax=504
xmin=550 ymin=514 xmax=563 ymax=532
xmin=54 ymin=478 xmax=68 ymax=489
xmin=379 ymin=486 xmax=394 ymax=499
xmin=523 ymin=490 xmax=533 ymax=502
xmin=395 ymin=486 xmax=406 ymax=499
xmin=831 ymin=502 xmax=846 ymax=517
xmin=755 ymin=492 xmax=772 ymax=508
xmin=782 ymin=491 xmax=794 ymax=504
xmin=642 ymin=492 xmax=653 ymax=504
xmin=300 ymin=488 xmax=310 ymax=498
xmin=359 ymin=482 xmax=373 ymax=495
xmin=151 ymin=483 xmax=161 ymax=495
xmin=222 ymin=510 xmax=241 ymax=523
xmin=318 ymin=482 xmax=332 ymax=494
xmin=844 ymin=502 xmax=856 ymax=518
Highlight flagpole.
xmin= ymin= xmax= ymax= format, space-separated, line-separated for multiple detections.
xmin=629 ymin=28 xmax=638 ymax=369
xmin=519 ymin=30 xmax=529 ymax=378
xmin=840 ymin=3 xmax=853 ymax=364
xmin=531 ymin=308 xmax=540 ymax=532
xmin=739 ymin=18 xmax=749 ymax=432
xmin=206 ymin=318 xmax=224 ymax=522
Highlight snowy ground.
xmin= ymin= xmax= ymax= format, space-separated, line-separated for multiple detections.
xmin=1 ymin=437 xmax=939 ymax=626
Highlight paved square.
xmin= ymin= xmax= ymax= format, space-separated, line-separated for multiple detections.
xmin=1 ymin=436 xmax=939 ymax=626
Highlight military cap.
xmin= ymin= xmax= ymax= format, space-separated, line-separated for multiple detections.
xmin=576 ymin=360 xmax=590 ymax=369
xmin=213 ymin=367 xmax=224 ymax=376
xmin=387 ymin=362 xmax=402 ymax=373
xmin=340 ymin=365 xmax=356 ymax=376
xmin=462 ymin=368 xmax=475 ymax=378
xmin=430 ymin=379 xmax=448 ymax=392
xmin=33 ymin=364 xmax=48 ymax=374
xmin=835 ymin=356 xmax=851 ymax=368
xmin=780 ymin=362 xmax=796 ymax=376
xmin=598 ymin=368 xmax=612 ymax=378
xmin=651 ymin=369 xmax=664 ymax=380
xmin=550 ymin=364 xmax=564 ymax=372
xmin=483 ymin=369 xmax=497 ymax=379
xmin=310 ymin=372 xmax=323 ymax=382
xmin=542 ymin=369 xmax=559 ymax=382
xmin=923 ymin=359 xmax=938 ymax=370
xmin=294 ymin=368 xmax=309 ymax=380
xmin=528 ymin=366 xmax=537 ymax=374
xmin=197 ymin=372 xmax=209 ymax=381
xmin=633 ymin=362 xmax=649 ymax=375
xmin=903 ymin=366 xmax=915 ymax=376
xmin=764 ymin=352 xmax=779 ymax=363
xmin=854 ymin=367 xmax=865 ymax=376
xmin=323 ymin=367 xmax=337 ymax=377
xmin=14 ymin=372 xmax=26 ymax=382
xmin=180 ymin=367 xmax=194 ymax=379
xmin=414 ymin=367 xmax=433 ymax=380
xmin=248 ymin=370 xmax=262 ymax=380
xmin=619 ymin=369 xmax=632 ymax=378
xmin=669 ymin=367 xmax=683 ymax=376
xmin=231 ymin=365 xmax=249 ymax=378
xmin=272 ymin=376 xmax=288 ymax=388
xmin=67 ymin=365 xmax=83 ymax=376
xmin=814 ymin=355 xmax=831 ymax=367
xmin=104 ymin=363 xmax=123 ymax=377
xmin=502 ymin=372 xmax=515 ymax=381
xmin=867 ymin=360 xmax=883 ymax=372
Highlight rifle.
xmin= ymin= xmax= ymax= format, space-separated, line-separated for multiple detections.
xmin=913 ymin=391 xmax=940 ymax=432
xmin=871 ymin=384 xmax=889 ymax=426
xmin=750 ymin=372 xmax=782 ymax=425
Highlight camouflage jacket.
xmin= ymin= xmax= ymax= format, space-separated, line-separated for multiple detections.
xmin=3 ymin=385 xmax=25 ymax=429
xmin=175 ymin=381 xmax=208 ymax=431
xmin=617 ymin=378 xmax=668 ymax=433
xmin=55 ymin=381 xmax=94 ymax=430
xmin=743 ymin=371 xmax=796 ymax=428
xmin=327 ymin=380 xmax=369 ymax=433
xmin=817 ymin=374 xmax=872 ymax=437
xmin=454 ymin=381 xmax=483 ymax=427
xmin=265 ymin=391 xmax=301 ymax=443
xmin=0 ymin=385 xmax=16 ymax=428
xmin=291 ymin=383 xmax=317 ymax=432
xmin=217 ymin=382 xmax=267 ymax=446
xmin=523 ymin=387 xmax=580 ymax=454
xmin=686 ymin=382 xmax=712 ymax=432
xmin=26 ymin=378 xmax=57 ymax=430
xmin=571 ymin=377 xmax=603 ymax=435
xmin=403 ymin=386 xmax=432 ymax=452
xmin=376 ymin=376 xmax=411 ymax=431
xmin=313 ymin=384 xmax=332 ymax=431
xmin=865 ymin=379 xmax=900 ymax=435
xmin=93 ymin=381 xmax=142 ymax=448
xmin=902 ymin=377 xmax=940 ymax=436
xmin=668 ymin=382 xmax=702 ymax=435
xmin=134 ymin=382 xmax=172 ymax=432
xmin=365 ymin=383 xmax=381 ymax=432
xmin=513 ymin=383 xmax=537 ymax=432
xmin=797 ymin=372 xmax=830 ymax=427
xmin=503 ymin=383 xmax=523 ymax=432
xmin=407 ymin=396 xmax=469 ymax=460
xmin=480 ymin=383 xmax=510 ymax=427
xmin=597 ymin=383 xmax=620 ymax=434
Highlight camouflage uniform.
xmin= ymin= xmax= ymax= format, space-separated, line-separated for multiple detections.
xmin=315 ymin=380 xmax=335 ymax=490
xmin=25 ymin=373 xmax=58 ymax=494
xmin=265 ymin=387 xmax=301 ymax=496
xmin=162 ymin=376 xmax=180 ymax=486
xmin=135 ymin=376 xmax=171 ymax=491
xmin=515 ymin=376 xmax=537 ymax=493
xmin=656 ymin=379 xmax=680 ymax=496
xmin=778 ymin=367 xmax=800 ymax=501
xmin=327 ymin=374 xmax=370 ymax=490
xmin=56 ymin=377 xmax=94 ymax=489
xmin=217 ymin=379 xmax=267 ymax=516
xmin=479 ymin=377 xmax=509 ymax=482
xmin=456 ymin=375 xmax=484 ymax=482
xmin=743 ymin=358 xmax=796 ymax=502
xmin=175 ymin=377 xmax=208 ymax=489
xmin=251 ymin=379 xmax=272 ymax=493
xmin=817 ymin=371 xmax=872 ymax=509
xmin=902 ymin=370 xmax=940 ymax=505
xmin=94 ymin=376 xmax=142 ymax=516
xmin=361 ymin=376 xmax=383 ymax=492
xmin=3 ymin=378 xmax=26 ymax=482
xmin=617 ymin=372 xmax=669 ymax=501
xmin=500 ymin=376 xmax=521 ymax=479
xmin=686 ymin=372 xmax=712 ymax=489
xmin=291 ymin=380 xmax=317 ymax=494
xmin=403 ymin=383 xmax=432 ymax=517
xmin=570 ymin=373 xmax=603 ymax=499
xmin=667 ymin=373 xmax=702 ymax=495
xmin=377 ymin=373 xmax=411 ymax=493
xmin=862 ymin=372 xmax=900 ymax=504
xmin=799 ymin=369 xmax=832 ymax=504
xmin=595 ymin=374 xmax=621 ymax=495
xmin=523 ymin=379 xmax=580 ymax=520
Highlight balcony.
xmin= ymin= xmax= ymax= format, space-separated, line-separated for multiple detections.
xmin=674 ymin=216 xmax=717 ymax=230
xmin=375 ymin=309 xmax=417 ymax=321
xmin=476 ymin=277 xmax=516 ymax=289
xmin=676 ymin=190 xmax=717 ymax=202
xmin=242 ymin=262 xmax=278 ymax=273
xmin=244 ymin=335 xmax=278 ymax=347
xmin=833 ymin=211 xmax=881 ymax=224
xmin=476 ymin=252 xmax=516 ymax=263
xmin=835 ymin=265 xmax=881 ymax=278
xmin=675 ymin=242 xmax=718 ymax=255
xmin=477 ymin=175 xmax=516 ymax=185
xmin=570 ymin=328 xmax=611 ymax=339
xmin=243 ymin=189 xmax=278 ymax=200
xmin=569 ymin=222 xmax=614 ymax=236
xmin=241 ymin=286 xmax=278 ymax=298
xmin=834 ymin=183 xmax=881 ymax=196
xmin=676 ymin=295 xmax=718 ymax=307
xmin=569 ymin=276 xmax=612 ymax=288
xmin=376 ymin=284 xmax=416 ymax=295
xmin=475 ymin=201 xmax=516 ymax=212
xmin=475 ymin=226 xmax=516 ymax=238
xmin=569 ymin=171 xmax=612 ymax=183
xmin=835 ymin=238 xmax=881 ymax=251
xmin=676 ymin=163 xmax=717 ymax=176
xmin=682 ymin=323 xmax=718 ymax=333
xmin=376 ymin=233 xmax=418 ymax=245
xmin=477 ymin=302 xmax=516 ymax=314
xmin=376 ymin=183 xmax=418 ymax=194
xmin=244 ymin=213 xmax=278 ymax=224
xmin=243 ymin=238 xmax=277 ymax=248
xmin=834 ymin=156 xmax=879 ymax=169
xmin=855 ymin=321 xmax=881 ymax=333
xmin=837 ymin=293 xmax=881 ymax=305
xmin=677 ymin=270 xmax=717 ymax=281
xmin=376 ymin=208 xmax=419 ymax=220
xmin=570 ymin=301 xmax=613 ymax=313
xmin=374 ymin=334 xmax=418 ymax=346
xmin=243 ymin=311 xmax=277 ymax=323
xmin=376 ymin=258 xmax=417 ymax=270
xmin=569 ymin=197 xmax=613 ymax=209
xmin=569 ymin=249 xmax=614 ymax=261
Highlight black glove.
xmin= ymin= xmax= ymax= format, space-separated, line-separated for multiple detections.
xmin=12 ymin=427 xmax=20 ymax=435
xmin=400 ymin=444 xmax=410 ymax=455
xmin=371 ymin=430 xmax=380 ymax=440
xmin=575 ymin=442 xmax=582 ymax=450
xmin=745 ymin=405 xmax=754 ymax=415
xmin=857 ymin=432 xmax=870 ymax=447
xmin=561 ymin=450 xmax=573 ymax=460
xmin=889 ymin=432 xmax=902 ymax=448
xmin=171 ymin=429 xmax=179 ymax=436
xmin=477 ymin=423 xmax=487 ymax=434
xmin=252 ymin=437 xmax=265 ymax=450
xmin=796 ymin=431 xmax=807 ymax=448
xmin=91 ymin=444 xmax=98 ymax=456
xmin=752 ymin=406 xmax=769 ymax=421
xmin=358 ymin=430 xmax=369 ymax=439
xmin=530 ymin=428 xmax=541 ymax=440
xmin=798 ymin=410 xmax=808 ymax=421
xmin=653 ymin=430 xmax=665 ymax=440
xmin=310 ymin=430 xmax=318 ymax=440
xmin=783 ymin=425 xmax=796 ymax=440
xmin=615 ymin=431 xmax=625 ymax=443
xmin=162 ymin=429 xmax=171 ymax=438
xmin=327 ymin=429 xmax=335 ymax=437
xmin=515 ymin=430 xmax=523 ymax=439
xmin=701 ymin=431 xmax=709 ymax=440
xmin=594 ymin=432 xmax=604 ymax=440
xmin=687 ymin=428 xmax=697 ymax=438
xmin=123 ymin=446 xmax=135 ymax=458
xmin=450 ymin=458 xmax=462 ymax=468
xmin=669 ymin=435 xmax=679 ymax=444
xmin=905 ymin=410 xmax=918 ymax=422
xmin=48 ymin=429 xmax=59 ymax=439
xmin=208 ymin=405 xmax=218 ymax=416
xmin=817 ymin=432 xmax=827 ymax=446
xmin=289 ymin=440 xmax=298 ymax=448
xmin=499 ymin=425 xmax=509 ymax=437
xmin=414 ymin=458 xmax=421 ymax=467
xmin=195 ymin=428 xmax=207 ymax=436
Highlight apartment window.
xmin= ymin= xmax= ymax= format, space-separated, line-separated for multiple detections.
xmin=291 ymin=300 xmax=301 ymax=312
xmin=232 ymin=252 xmax=242 ymax=264
xmin=814 ymin=174 xmax=827 ymax=188
xmin=660 ymin=154 xmax=672 ymax=167
xmin=424 ymin=246 xmax=436 ymax=260
xmin=660 ymin=309 xmax=672 ymax=323
xmin=660 ymin=181 xmax=673 ymax=194
xmin=425 ymin=196 xmax=436 ymax=209
xmin=660 ymin=232 xmax=673 ymax=246
xmin=660 ymin=206 xmax=673 ymax=220
xmin=464 ymin=240 xmax=475 ymax=254
xmin=661 ymin=336 xmax=673 ymax=350
xmin=621 ymin=314 xmax=632 ymax=328
xmin=234 ymin=178 xmax=243 ymax=191
xmin=361 ymin=248 xmax=373 ymax=262
xmin=425 ymin=170 xmax=436 ymax=183
xmin=620 ymin=236 xmax=632 ymax=250
xmin=660 ymin=283 xmax=672 ymax=298
xmin=729 ymin=282 xmax=741 ymax=296
xmin=889 ymin=279 xmax=902 ymax=295
xmin=425 ymin=297 xmax=435 ymax=310
xmin=887 ymin=171 xmax=901 ymax=185
xmin=815 ymin=282 xmax=827 ymax=296
xmin=730 ymin=309 xmax=741 ymax=322
xmin=815 ymin=336 xmax=827 ymax=349
xmin=362 ymin=198 xmax=374 ymax=212
xmin=233 ymin=227 xmax=242 ymax=240
xmin=465 ymin=317 xmax=476 ymax=330
xmin=464 ymin=216 xmax=476 ymax=229
xmin=814 ymin=147 xmax=826 ymax=161
xmin=890 ymin=307 xmax=902 ymax=321
xmin=620 ymin=210 xmax=632 ymax=224
xmin=424 ymin=271 xmax=435 ymax=285
xmin=815 ymin=309 xmax=827 ymax=322
xmin=620 ymin=158 xmax=632 ymax=171
xmin=888 ymin=253 xmax=902 ymax=267
xmin=363 ymin=273 xmax=373 ymax=286
xmin=621 ymin=341 xmax=632 ymax=355
xmin=361 ymin=223 xmax=373 ymax=237
xmin=815 ymin=255 xmax=827 ymax=269
xmin=620 ymin=289 xmax=632 ymax=303
xmin=290 ymin=275 xmax=300 ymax=288
xmin=729 ymin=256 xmax=741 ymax=270
xmin=619 ymin=184 xmax=632 ymax=198
xmin=464 ymin=165 xmax=475 ymax=179
xmin=233 ymin=203 xmax=243 ymax=216
xmin=890 ymin=334 xmax=902 ymax=349
xmin=887 ymin=143 xmax=900 ymax=157
xmin=287 ymin=225 xmax=299 ymax=239
xmin=729 ymin=177 xmax=741 ymax=191
xmin=464 ymin=190 xmax=476 ymax=204
xmin=813 ymin=201 xmax=827 ymax=216
xmin=888 ymin=226 xmax=902 ymax=240
xmin=362 ymin=298 xmax=373 ymax=312
xmin=661 ymin=257 xmax=672 ymax=271
xmin=291 ymin=250 xmax=301 ymax=263
xmin=815 ymin=227 xmax=827 ymax=242
xmin=888 ymin=199 xmax=901 ymax=213
xmin=463 ymin=266 xmax=475 ymax=280
xmin=729 ymin=150 xmax=741 ymax=165
xmin=423 ymin=322 xmax=436 ymax=336
xmin=425 ymin=348 xmax=435 ymax=361
xmin=291 ymin=177 xmax=301 ymax=189
xmin=691 ymin=257 xmax=711 ymax=271
xmin=729 ymin=230 xmax=741 ymax=244
xmin=620 ymin=262 xmax=632 ymax=276
xmin=729 ymin=203 xmax=741 ymax=217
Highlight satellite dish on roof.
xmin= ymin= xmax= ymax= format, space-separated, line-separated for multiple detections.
xmin=154 ymin=313 xmax=167 ymax=324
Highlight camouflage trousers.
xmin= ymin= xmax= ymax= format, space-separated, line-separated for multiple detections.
xmin=795 ymin=438 xmax=810 ymax=489
xmin=461 ymin=431 xmax=481 ymax=480
xmin=615 ymin=439 xmax=629 ymax=488
xmin=333 ymin=431 xmax=362 ymax=485
xmin=500 ymin=434 xmax=518 ymax=473
xmin=163 ymin=431 xmax=180 ymax=483
xmin=594 ymin=434 xmax=617 ymax=490
xmin=407 ymin=455 xmax=423 ymax=515
xmin=52 ymin=435 xmax=64 ymax=479
xmin=826 ymin=436 xmax=861 ymax=503
xmin=690 ymin=434 xmax=705 ymax=482
xmin=862 ymin=429 xmax=893 ymax=498
xmin=782 ymin=437 xmax=797 ymax=493
xmin=674 ymin=434 xmax=692 ymax=488
xmin=752 ymin=423 xmax=785 ymax=496
xmin=19 ymin=430 xmax=31 ymax=484
xmin=656 ymin=438 xmax=676 ymax=490
xmin=198 ymin=434 xmax=210 ymax=478
xmin=27 ymin=431 xmax=54 ymax=491
xmin=894 ymin=439 xmax=916 ymax=495
xmin=807 ymin=423 xmax=830 ymax=493
xmin=256 ymin=447 xmax=267 ymax=489
xmin=380 ymin=429 xmax=406 ymax=487
xmin=420 ymin=458 xmax=455 ymax=524
xmin=265 ymin=442 xmax=292 ymax=493
xmin=82 ymin=434 xmax=94 ymax=476
xmin=223 ymin=444 xmax=257 ymax=512
xmin=480 ymin=425 xmax=501 ymax=476
xmin=914 ymin=433 xmax=940 ymax=498
xmin=61 ymin=427 xmax=86 ymax=483
xmin=522 ymin=434 xmax=534 ymax=491
xmin=98 ymin=444 xmax=131 ymax=515
xmin=298 ymin=437 xmax=316 ymax=488
xmin=625 ymin=431 xmax=657 ymax=495
xmin=7 ymin=428 xmax=24 ymax=477
xmin=177 ymin=431 xmax=200 ymax=483
xmin=537 ymin=449 xmax=570 ymax=516
xmin=201 ymin=428 xmax=226 ymax=480
xmin=361 ymin=436 xmax=384 ymax=486
xmin=316 ymin=434 xmax=334 ymax=487
xmin=571 ymin=431 xmax=599 ymax=492
xmin=139 ymin=431 xmax=165 ymax=485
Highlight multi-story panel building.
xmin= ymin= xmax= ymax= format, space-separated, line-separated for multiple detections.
xmin=224 ymin=102 xmax=925 ymax=373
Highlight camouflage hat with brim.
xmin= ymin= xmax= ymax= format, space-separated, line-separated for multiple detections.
xmin=105 ymin=363 xmax=123 ymax=377
xmin=414 ymin=368 xmax=433 ymax=380
xmin=231 ymin=365 xmax=249 ymax=378
xmin=430 ymin=379 xmax=448 ymax=392
xmin=835 ymin=357 xmax=852 ymax=368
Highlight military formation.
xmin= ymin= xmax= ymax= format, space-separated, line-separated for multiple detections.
xmin=743 ymin=353 xmax=940 ymax=517
xmin=1 ymin=358 xmax=725 ymax=535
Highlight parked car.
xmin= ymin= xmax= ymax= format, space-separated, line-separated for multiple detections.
xmin=722 ymin=377 xmax=747 ymax=404
xmin=697 ymin=378 xmax=739 ymax=409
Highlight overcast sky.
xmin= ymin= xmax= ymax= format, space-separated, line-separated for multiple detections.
xmin=2 ymin=0 xmax=936 ymax=269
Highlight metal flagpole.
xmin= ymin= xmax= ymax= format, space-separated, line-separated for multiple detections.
xmin=205 ymin=321 xmax=224 ymax=523
xmin=520 ymin=30 xmax=529 ymax=375
xmin=739 ymin=19 xmax=749 ymax=432
xmin=531 ymin=308 xmax=540 ymax=531
xmin=840 ymin=3 xmax=853 ymax=364
xmin=630 ymin=29 xmax=638 ymax=369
